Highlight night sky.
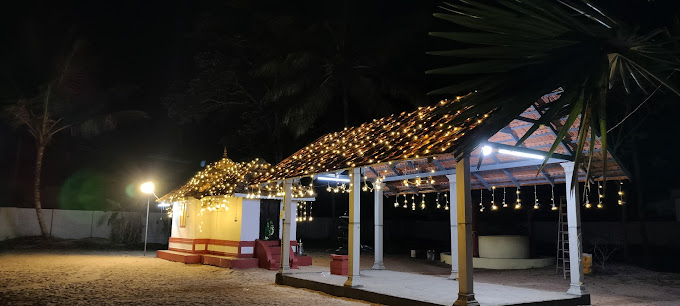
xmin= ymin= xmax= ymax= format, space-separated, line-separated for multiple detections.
xmin=1 ymin=0 xmax=679 ymax=219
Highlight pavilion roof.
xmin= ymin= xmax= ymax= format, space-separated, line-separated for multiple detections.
xmin=258 ymin=95 xmax=489 ymax=182
xmin=258 ymin=90 xmax=629 ymax=193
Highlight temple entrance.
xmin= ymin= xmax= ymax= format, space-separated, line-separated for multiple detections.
xmin=259 ymin=199 xmax=280 ymax=240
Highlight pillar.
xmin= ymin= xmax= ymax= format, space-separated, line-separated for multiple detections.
xmin=454 ymin=157 xmax=478 ymax=306
xmin=561 ymin=162 xmax=587 ymax=296
xmin=372 ymin=181 xmax=385 ymax=270
xmin=445 ymin=174 xmax=459 ymax=280
xmin=344 ymin=168 xmax=362 ymax=287
xmin=279 ymin=178 xmax=293 ymax=274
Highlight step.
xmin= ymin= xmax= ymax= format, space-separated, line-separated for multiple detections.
xmin=202 ymin=254 xmax=259 ymax=269
xmin=157 ymin=250 xmax=202 ymax=264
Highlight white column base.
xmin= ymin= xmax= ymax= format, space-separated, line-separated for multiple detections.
xmin=280 ymin=266 xmax=292 ymax=274
xmin=343 ymin=276 xmax=362 ymax=287
xmin=448 ymin=271 xmax=458 ymax=280
xmin=372 ymin=262 xmax=385 ymax=270
xmin=567 ymin=284 xmax=588 ymax=296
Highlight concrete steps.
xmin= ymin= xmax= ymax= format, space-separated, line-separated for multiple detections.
xmin=157 ymin=250 xmax=202 ymax=264
xmin=202 ymin=254 xmax=259 ymax=269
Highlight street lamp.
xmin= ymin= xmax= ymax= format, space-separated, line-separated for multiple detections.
xmin=140 ymin=181 xmax=155 ymax=256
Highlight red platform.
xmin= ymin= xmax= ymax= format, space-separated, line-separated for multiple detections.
xmin=157 ymin=250 xmax=202 ymax=264
xmin=202 ymin=254 xmax=259 ymax=269
xmin=330 ymin=254 xmax=348 ymax=275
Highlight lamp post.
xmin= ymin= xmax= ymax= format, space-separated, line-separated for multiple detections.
xmin=140 ymin=181 xmax=155 ymax=257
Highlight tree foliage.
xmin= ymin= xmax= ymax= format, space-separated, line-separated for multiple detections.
xmin=428 ymin=0 xmax=680 ymax=184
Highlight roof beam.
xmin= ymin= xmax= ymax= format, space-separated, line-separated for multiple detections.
xmin=502 ymin=169 xmax=521 ymax=188
xmin=538 ymin=166 xmax=555 ymax=187
xmin=530 ymin=105 xmax=575 ymax=156
xmin=432 ymin=159 xmax=446 ymax=170
xmin=501 ymin=126 xmax=522 ymax=145
xmin=473 ymin=173 xmax=492 ymax=191
xmin=367 ymin=166 xmax=380 ymax=178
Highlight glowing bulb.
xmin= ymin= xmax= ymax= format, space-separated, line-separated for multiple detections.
xmin=140 ymin=181 xmax=155 ymax=194
xmin=491 ymin=204 xmax=498 ymax=210
xmin=481 ymin=145 xmax=492 ymax=156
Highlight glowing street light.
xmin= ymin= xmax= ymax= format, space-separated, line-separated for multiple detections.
xmin=140 ymin=181 xmax=155 ymax=257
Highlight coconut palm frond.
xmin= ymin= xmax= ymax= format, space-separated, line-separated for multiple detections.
xmin=428 ymin=0 xmax=680 ymax=184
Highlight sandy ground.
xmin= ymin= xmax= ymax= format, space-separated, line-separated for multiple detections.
xmin=0 ymin=250 xmax=370 ymax=306
xmin=0 ymin=249 xmax=678 ymax=305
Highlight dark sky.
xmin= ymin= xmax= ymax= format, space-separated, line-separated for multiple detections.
xmin=1 ymin=0 xmax=679 ymax=215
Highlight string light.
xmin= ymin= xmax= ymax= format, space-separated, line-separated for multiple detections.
xmin=533 ymin=185 xmax=540 ymax=210
xmin=584 ymin=182 xmax=592 ymax=209
xmin=444 ymin=193 xmax=449 ymax=210
xmin=597 ymin=181 xmax=604 ymax=209
xmin=411 ymin=194 xmax=416 ymax=211
xmin=502 ymin=187 xmax=508 ymax=208
xmin=421 ymin=193 xmax=426 ymax=210
xmin=618 ymin=180 xmax=625 ymax=205
xmin=403 ymin=194 xmax=408 ymax=209
xmin=394 ymin=195 xmax=400 ymax=207
xmin=255 ymin=95 xmax=490 ymax=184
xmin=436 ymin=192 xmax=441 ymax=209
xmin=551 ymin=186 xmax=558 ymax=211
xmin=515 ymin=188 xmax=522 ymax=209
xmin=491 ymin=186 xmax=498 ymax=211
xmin=479 ymin=189 xmax=485 ymax=212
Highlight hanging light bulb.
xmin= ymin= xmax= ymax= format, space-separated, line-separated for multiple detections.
xmin=403 ymin=194 xmax=408 ymax=209
xmin=515 ymin=187 xmax=522 ymax=209
xmin=444 ymin=193 xmax=449 ymax=210
xmin=584 ymin=182 xmax=592 ymax=208
xmin=394 ymin=195 xmax=400 ymax=208
xmin=421 ymin=193 xmax=426 ymax=210
xmin=533 ymin=185 xmax=540 ymax=210
xmin=436 ymin=192 xmax=441 ymax=209
xmin=551 ymin=186 xmax=558 ymax=211
xmin=618 ymin=181 xmax=625 ymax=205
xmin=491 ymin=186 xmax=498 ymax=210
xmin=597 ymin=181 xmax=604 ymax=209
xmin=479 ymin=189 xmax=485 ymax=212
xmin=502 ymin=187 xmax=508 ymax=208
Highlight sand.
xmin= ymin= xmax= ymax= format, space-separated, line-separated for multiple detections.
xmin=1 ymin=249 xmax=679 ymax=305
xmin=0 ymin=250 xmax=370 ymax=305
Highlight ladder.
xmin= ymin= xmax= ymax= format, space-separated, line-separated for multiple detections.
xmin=556 ymin=196 xmax=569 ymax=279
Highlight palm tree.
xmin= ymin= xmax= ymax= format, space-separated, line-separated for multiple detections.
xmin=427 ymin=0 xmax=680 ymax=182
xmin=3 ymin=44 xmax=147 ymax=237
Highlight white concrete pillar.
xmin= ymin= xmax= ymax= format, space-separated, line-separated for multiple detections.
xmin=454 ymin=157 xmax=478 ymax=306
xmin=372 ymin=181 xmax=385 ymax=270
xmin=344 ymin=168 xmax=362 ymax=287
xmin=446 ymin=174 xmax=459 ymax=280
xmin=561 ymin=162 xmax=587 ymax=296
xmin=279 ymin=179 xmax=294 ymax=274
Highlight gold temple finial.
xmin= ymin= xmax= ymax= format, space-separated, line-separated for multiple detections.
xmin=223 ymin=147 xmax=228 ymax=158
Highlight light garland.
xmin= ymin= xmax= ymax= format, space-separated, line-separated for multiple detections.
xmin=502 ymin=187 xmax=508 ymax=208
xmin=533 ymin=185 xmax=540 ymax=210
xmin=436 ymin=192 xmax=441 ymax=209
xmin=515 ymin=188 xmax=522 ymax=209
xmin=255 ymin=94 xmax=494 ymax=184
xmin=597 ymin=181 xmax=604 ymax=209
xmin=421 ymin=193 xmax=426 ymax=210
xmin=479 ymin=189 xmax=485 ymax=212
xmin=444 ymin=193 xmax=449 ymax=210
xmin=551 ymin=186 xmax=558 ymax=211
xmin=618 ymin=180 xmax=625 ymax=205
xmin=584 ymin=182 xmax=592 ymax=209
xmin=491 ymin=186 xmax=498 ymax=211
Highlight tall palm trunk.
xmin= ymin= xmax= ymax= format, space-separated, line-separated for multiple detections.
xmin=34 ymin=143 xmax=48 ymax=237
